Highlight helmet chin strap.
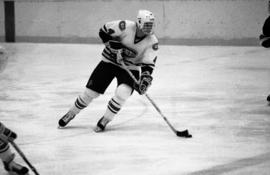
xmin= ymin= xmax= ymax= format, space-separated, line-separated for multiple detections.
xmin=136 ymin=24 xmax=147 ymax=38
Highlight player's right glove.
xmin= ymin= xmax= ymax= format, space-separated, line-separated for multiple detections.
xmin=134 ymin=71 xmax=153 ymax=95
xmin=0 ymin=122 xmax=17 ymax=143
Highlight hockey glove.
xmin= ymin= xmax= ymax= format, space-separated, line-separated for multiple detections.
xmin=134 ymin=71 xmax=153 ymax=95
xmin=259 ymin=34 xmax=270 ymax=48
xmin=0 ymin=122 xmax=17 ymax=143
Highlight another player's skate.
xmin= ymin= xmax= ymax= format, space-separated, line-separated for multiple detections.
xmin=267 ymin=95 xmax=270 ymax=102
xmin=94 ymin=116 xmax=110 ymax=132
xmin=3 ymin=154 xmax=29 ymax=175
xmin=58 ymin=111 xmax=76 ymax=127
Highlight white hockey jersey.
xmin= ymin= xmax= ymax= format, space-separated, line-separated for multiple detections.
xmin=101 ymin=20 xmax=158 ymax=72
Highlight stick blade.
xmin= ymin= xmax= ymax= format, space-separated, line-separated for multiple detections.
xmin=176 ymin=129 xmax=192 ymax=138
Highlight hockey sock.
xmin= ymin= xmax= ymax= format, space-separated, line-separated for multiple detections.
xmin=103 ymin=84 xmax=132 ymax=121
xmin=0 ymin=142 xmax=11 ymax=161
xmin=0 ymin=147 xmax=29 ymax=175
xmin=103 ymin=97 xmax=123 ymax=121
xmin=70 ymin=88 xmax=99 ymax=115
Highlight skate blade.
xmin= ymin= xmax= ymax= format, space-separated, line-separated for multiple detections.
xmin=93 ymin=126 xmax=104 ymax=133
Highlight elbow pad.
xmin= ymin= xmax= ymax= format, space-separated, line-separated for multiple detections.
xmin=99 ymin=28 xmax=113 ymax=43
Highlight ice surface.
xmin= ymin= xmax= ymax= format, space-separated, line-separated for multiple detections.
xmin=0 ymin=43 xmax=269 ymax=175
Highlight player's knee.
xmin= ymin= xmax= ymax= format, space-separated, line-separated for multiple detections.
xmin=80 ymin=88 xmax=100 ymax=104
xmin=260 ymin=35 xmax=270 ymax=48
xmin=0 ymin=142 xmax=11 ymax=160
xmin=74 ymin=88 xmax=100 ymax=110
xmin=85 ymin=88 xmax=100 ymax=98
xmin=114 ymin=84 xmax=132 ymax=103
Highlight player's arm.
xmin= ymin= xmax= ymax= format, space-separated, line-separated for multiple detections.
xmin=260 ymin=16 xmax=270 ymax=48
xmin=99 ymin=20 xmax=127 ymax=62
xmin=99 ymin=20 xmax=126 ymax=44
xmin=134 ymin=42 xmax=158 ymax=95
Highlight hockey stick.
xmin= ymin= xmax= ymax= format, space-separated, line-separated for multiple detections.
xmin=120 ymin=62 xmax=192 ymax=138
xmin=10 ymin=141 xmax=40 ymax=175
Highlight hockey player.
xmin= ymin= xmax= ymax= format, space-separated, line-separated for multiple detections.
xmin=259 ymin=1 xmax=270 ymax=102
xmin=0 ymin=123 xmax=29 ymax=175
xmin=58 ymin=9 xmax=158 ymax=132
xmin=0 ymin=46 xmax=29 ymax=174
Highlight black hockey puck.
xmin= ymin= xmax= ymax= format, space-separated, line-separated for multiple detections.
xmin=176 ymin=129 xmax=192 ymax=138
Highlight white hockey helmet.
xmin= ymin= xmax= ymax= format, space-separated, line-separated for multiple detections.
xmin=136 ymin=10 xmax=155 ymax=35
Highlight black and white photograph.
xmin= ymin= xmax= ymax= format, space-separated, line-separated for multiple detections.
xmin=0 ymin=0 xmax=270 ymax=174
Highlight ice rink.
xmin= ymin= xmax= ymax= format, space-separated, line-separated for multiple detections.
xmin=0 ymin=43 xmax=270 ymax=175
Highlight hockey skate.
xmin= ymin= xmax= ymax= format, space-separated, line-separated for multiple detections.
xmin=58 ymin=111 xmax=76 ymax=127
xmin=267 ymin=95 xmax=270 ymax=102
xmin=94 ymin=117 xmax=110 ymax=132
xmin=3 ymin=154 xmax=29 ymax=175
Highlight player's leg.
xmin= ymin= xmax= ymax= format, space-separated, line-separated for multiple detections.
xmin=94 ymin=68 xmax=139 ymax=132
xmin=58 ymin=88 xmax=100 ymax=127
xmin=1 ymin=49 xmax=29 ymax=174
xmin=0 ymin=141 xmax=29 ymax=175
xmin=94 ymin=84 xmax=133 ymax=132
xmin=58 ymin=61 xmax=115 ymax=127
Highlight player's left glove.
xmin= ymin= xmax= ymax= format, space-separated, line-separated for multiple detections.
xmin=0 ymin=122 xmax=17 ymax=143
xmin=134 ymin=71 xmax=153 ymax=95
